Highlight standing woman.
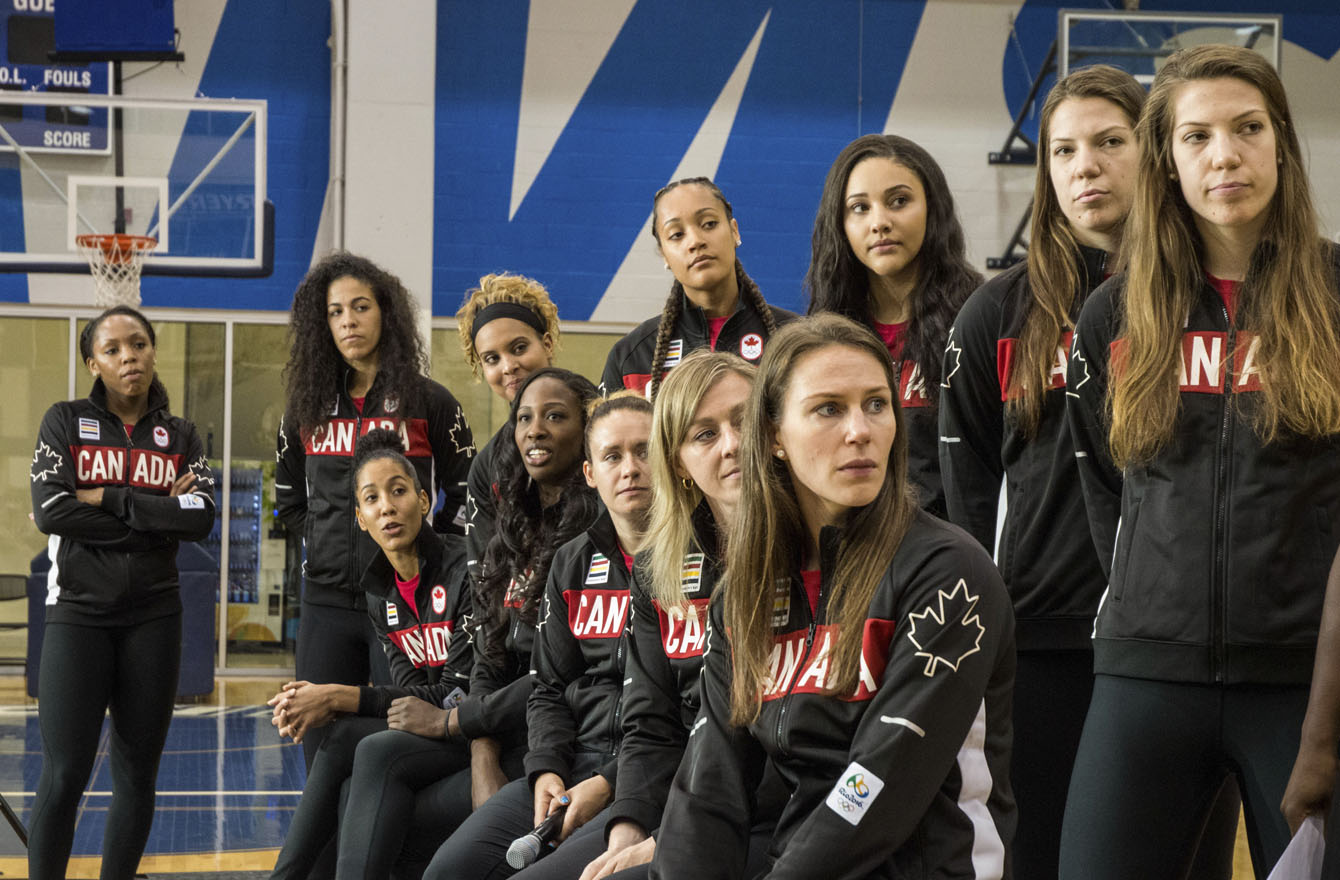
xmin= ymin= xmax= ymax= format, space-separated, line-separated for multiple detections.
xmin=276 ymin=253 xmax=476 ymax=765
xmin=652 ymin=314 xmax=1016 ymax=880
xmin=28 ymin=306 xmax=216 ymax=880
xmin=937 ymin=66 xmax=1143 ymax=878
xmin=1062 ymin=45 xmax=1340 ymax=878
xmin=456 ymin=273 xmax=561 ymax=587
xmin=424 ymin=392 xmax=653 ymax=880
xmin=806 ymin=134 xmax=982 ymax=517
xmin=336 ymin=368 xmax=603 ymax=879
xmin=600 ymin=177 xmax=794 ymax=398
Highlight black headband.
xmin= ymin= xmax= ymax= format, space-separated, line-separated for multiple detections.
xmin=470 ymin=301 xmax=549 ymax=346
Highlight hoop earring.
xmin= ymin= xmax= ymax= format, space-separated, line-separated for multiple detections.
xmin=681 ymin=477 xmax=694 ymax=491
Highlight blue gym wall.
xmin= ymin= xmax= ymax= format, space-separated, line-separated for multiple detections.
xmin=7 ymin=0 xmax=1340 ymax=316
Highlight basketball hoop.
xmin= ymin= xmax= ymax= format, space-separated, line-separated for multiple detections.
xmin=75 ymin=233 xmax=157 ymax=307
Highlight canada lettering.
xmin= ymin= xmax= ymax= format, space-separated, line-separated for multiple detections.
xmin=564 ymin=588 xmax=630 ymax=639
xmin=996 ymin=331 xmax=1072 ymax=400
xmin=1112 ymin=331 xmax=1261 ymax=393
xmin=73 ymin=446 xmax=182 ymax=489
xmin=655 ymin=597 xmax=711 ymax=658
xmin=386 ymin=620 xmax=455 ymax=667
xmin=303 ymin=418 xmax=432 ymax=456
xmin=761 ymin=619 xmax=897 ymax=702
xmin=899 ymin=362 xmax=929 ymax=409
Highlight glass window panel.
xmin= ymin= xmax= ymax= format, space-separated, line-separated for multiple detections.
xmin=0 ymin=318 xmax=68 ymax=666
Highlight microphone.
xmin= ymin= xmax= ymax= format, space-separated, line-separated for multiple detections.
xmin=505 ymin=803 xmax=568 ymax=869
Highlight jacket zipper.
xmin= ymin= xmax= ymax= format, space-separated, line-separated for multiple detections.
xmin=1212 ymin=300 xmax=1233 ymax=682
xmin=774 ymin=578 xmax=816 ymax=757
xmin=121 ymin=416 xmax=137 ymax=607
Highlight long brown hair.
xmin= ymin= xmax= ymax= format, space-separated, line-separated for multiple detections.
xmin=724 ymin=314 xmax=917 ymax=725
xmin=1110 ymin=45 xmax=1340 ymax=466
xmin=645 ymin=350 xmax=754 ymax=609
xmin=648 ymin=178 xmax=777 ymax=401
xmin=1013 ymin=66 xmax=1144 ymax=434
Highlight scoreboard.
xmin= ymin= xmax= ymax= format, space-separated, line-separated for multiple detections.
xmin=0 ymin=0 xmax=111 ymax=154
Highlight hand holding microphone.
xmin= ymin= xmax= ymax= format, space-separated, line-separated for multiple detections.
xmin=507 ymin=798 xmax=569 ymax=869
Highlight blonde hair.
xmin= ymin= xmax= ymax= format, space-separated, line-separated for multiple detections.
xmin=456 ymin=273 xmax=562 ymax=379
xmin=1110 ymin=45 xmax=1340 ymax=465
xmin=724 ymin=315 xmax=916 ymax=725
xmin=644 ymin=350 xmax=755 ymax=609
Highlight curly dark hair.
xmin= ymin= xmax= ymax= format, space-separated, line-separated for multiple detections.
xmin=804 ymin=134 xmax=982 ymax=403
xmin=475 ymin=367 xmax=601 ymax=666
xmin=283 ymin=252 xmax=430 ymax=433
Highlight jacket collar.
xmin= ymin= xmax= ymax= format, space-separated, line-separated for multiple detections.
xmin=1076 ymin=243 xmax=1109 ymax=294
xmin=586 ymin=510 xmax=629 ymax=573
xmin=361 ymin=518 xmax=441 ymax=598
xmin=678 ymin=287 xmax=749 ymax=338
xmin=88 ymin=376 xmax=169 ymax=420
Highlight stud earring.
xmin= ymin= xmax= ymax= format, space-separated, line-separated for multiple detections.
xmin=774 ymin=449 xmax=786 ymax=460
xmin=1169 ymin=172 xmax=1178 ymax=180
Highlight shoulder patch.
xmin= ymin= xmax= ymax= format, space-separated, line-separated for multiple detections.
xmin=680 ymin=552 xmax=704 ymax=594
xmin=826 ymin=761 xmax=885 ymax=826
xmin=663 ymin=339 xmax=684 ymax=369
xmin=386 ymin=602 xmax=400 ymax=627
xmin=78 ymin=417 xmax=100 ymax=440
xmin=586 ymin=553 xmax=610 ymax=585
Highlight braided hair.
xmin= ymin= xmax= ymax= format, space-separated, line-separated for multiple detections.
xmin=474 ymin=368 xmax=601 ymax=665
xmin=647 ymin=178 xmax=778 ymax=401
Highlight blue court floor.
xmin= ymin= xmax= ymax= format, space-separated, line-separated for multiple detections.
xmin=0 ymin=678 xmax=301 ymax=877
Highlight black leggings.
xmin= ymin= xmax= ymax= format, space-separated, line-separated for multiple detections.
xmin=1059 ymin=674 xmax=1307 ymax=880
xmin=270 ymin=715 xmax=388 ymax=880
xmin=28 ymin=614 xmax=181 ymax=880
xmin=423 ymin=754 xmax=612 ymax=880
xmin=295 ymin=599 xmax=392 ymax=768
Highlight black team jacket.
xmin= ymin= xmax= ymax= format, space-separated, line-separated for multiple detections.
xmin=1066 ymin=246 xmax=1340 ymax=685
xmin=938 ymin=244 xmax=1109 ymax=651
xmin=609 ymin=503 xmax=721 ymax=836
xmin=358 ymin=524 xmax=473 ymax=716
xmin=465 ymin=424 xmax=507 ymax=588
xmin=652 ymin=512 xmax=1016 ymax=880
xmin=31 ymin=378 xmax=216 ymax=627
xmin=600 ymin=293 xmax=795 ymax=395
xmin=275 ymin=369 xmax=475 ymax=610
xmin=525 ymin=511 xmax=632 ymax=787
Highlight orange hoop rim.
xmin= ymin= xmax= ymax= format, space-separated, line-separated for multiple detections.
xmin=75 ymin=233 xmax=158 ymax=264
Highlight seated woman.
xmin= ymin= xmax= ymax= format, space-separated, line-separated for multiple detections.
xmin=268 ymin=428 xmax=472 ymax=880
xmin=332 ymin=368 xmax=603 ymax=879
xmin=651 ymin=314 xmax=1016 ymax=879
xmin=424 ymin=392 xmax=655 ymax=880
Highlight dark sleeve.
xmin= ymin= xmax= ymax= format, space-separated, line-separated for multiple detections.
xmin=426 ymin=381 xmax=475 ymax=536
xmin=465 ymin=446 xmax=496 ymax=587
xmin=609 ymin=573 xmax=690 ymax=836
xmin=1065 ymin=286 xmax=1124 ymax=577
xmin=938 ymin=289 xmax=1006 ymax=553
xmin=650 ymin=599 xmax=767 ymax=880
xmin=765 ymin=544 xmax=1015 ymax=880
xmin=600 ymin=343 xmax=626 ymax=397
xmin=30 ymin=404 xmax=164 ymax=550
xmin=100 ymin=423 xmax=216 ymax=542
xmin=523 ymin=561 xmax=586 ymax=785
xmin=455 ymin=614 xmax=532 ymax=740
xmin=273 ymin=413 xmax=307 ymax=534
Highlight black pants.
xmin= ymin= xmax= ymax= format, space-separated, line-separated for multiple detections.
xmin=1059 ymin=674 xmax=1307 ymax=880
xmin=1011 ymin=649 xmax=1094 ymax=880
xmin=510 ymin=825 xmax=776 ymax=880
xmin=28 ymin=614 xmax=181 ymax=880
xmin=295 ymin=599 xmax=392 ymax=768
xmin=423 ymin=754 xmax=611 ymax=880
xmin=270 ymin=715 xmax=388 ymax=880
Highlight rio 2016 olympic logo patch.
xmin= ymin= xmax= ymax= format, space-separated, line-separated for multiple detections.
xmin=825 ymin=761 xmax=884 ymax=826
xmin=740 ymin=333 xmax=763 ymax=360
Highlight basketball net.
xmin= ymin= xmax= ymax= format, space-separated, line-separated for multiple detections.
xmin=75 ymin=234 xmax=157 ymax=307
